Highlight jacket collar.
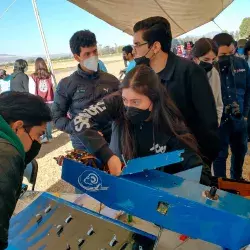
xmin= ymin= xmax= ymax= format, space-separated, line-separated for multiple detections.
xmin=157 ymin=52 xmax=177 ymax=83
xmin=77 ymin=64 xmax=100 ymax=80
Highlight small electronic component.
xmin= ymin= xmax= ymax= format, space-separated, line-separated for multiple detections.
xmin=65 ymin=214 xmax=73 ymax=224
xmin=157 ymin=202 xmax=169 ymax=215
xmin=78 ymin=238 xmax=85 ymax=247
xmin=87 ymin=225 xmax=94 ymax=236
xmin=35 ymin=214 xmax=42 ymax=223
xmin=204 ymin=186 xmax=219 ymax=200
xmin=44 ymin=205 xmax=52 ymax=213
xmin=56 ymin=225 xmax=64 ymax=236
xmin=109 ymin=234 xmax=117 ymax=247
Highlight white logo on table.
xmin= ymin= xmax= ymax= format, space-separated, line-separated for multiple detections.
xmin=78 ymin=170 xmax=109 ymax=192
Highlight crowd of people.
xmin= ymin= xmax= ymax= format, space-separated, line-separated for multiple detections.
xmin=0 ymin=15 xmax=250 ymax=249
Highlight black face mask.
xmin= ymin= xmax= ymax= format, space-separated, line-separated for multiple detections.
xmin=218 ymin=55 xmax=232 ymax=69
xmin=199 ymin=61 xmax=213 ymax=73
xmin=25 ymin=140 xmax=41 ymax=165
xmin=134 ymin=48 xmax=152 ymax=66
xmin=134 ymin=56 xmax=150 ymax=66
xmin=125 ymin=106 xmax=151 ymax=125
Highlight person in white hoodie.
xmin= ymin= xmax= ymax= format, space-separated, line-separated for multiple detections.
xmin=192 ymin=38 xmax=223 ymax=125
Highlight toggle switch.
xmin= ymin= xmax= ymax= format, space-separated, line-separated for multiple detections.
xmin=87 ymin=225 xmax=94 ymax=236
xmin=109 ymin=234 xmax=117 ymax=247
xmin=36 ymin=213 xmax=42 ymax=223
xmin=56 ymin=225 xmax=64 ymax=236
xmin=78 ymin=238 xmax=85 ymax=247
xmin=209 ymin=186 xmax=217 ymax=197
xmin=65 ymin=214 xmax=73 ymax=224
xmin=44 ymin=205 xmax=51 ymax=213
xmin=204 ymin=186 xmax=219 ymax=200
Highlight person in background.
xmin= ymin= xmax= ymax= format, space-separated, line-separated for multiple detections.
xmin=244 ymin=41 xmax=250 ymax=140
xmin=235 ymin=39 xmax=247 ymax=59
xmin=132 ymin=16 xmax=220 ymax=165
xmin=122 ymin=45 xmax=136 ymax=74
xmin=213 ymin=33 xmax=250 ymax=180
xmin=52 ymin=30 xmax=119 ymax=150
xmin=244 ymin=40 xmax=250 ymax=68
xmin=30 ymin=57 xmax=54 ymax=143
xmin=0 ymin=92 xmax=51 ymax=249
xmin=10 ymin=59 xmax=29 ymax=92
xmin=0 ymin=69 xmax=12 ymax=93
xmin=98 ymin=59 xmax=108 ymax=72
xmin=192 ymin=38 xmax=223 ymax=124
xmin=71 ymin=65 xmax=211 ymax=185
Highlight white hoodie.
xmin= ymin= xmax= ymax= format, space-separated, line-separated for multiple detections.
xmin=207 ymin=67 xmax=224 ymax=125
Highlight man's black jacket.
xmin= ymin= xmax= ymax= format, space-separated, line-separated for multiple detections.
xmin=52 ymin=66 xmax=119 ymax=140
xmin=158 ymin=52 xmax=220 ymax=162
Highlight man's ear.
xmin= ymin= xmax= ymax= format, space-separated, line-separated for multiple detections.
xmin=153 ymin=41 xmax=162 ymax=54
xmin=73 ymin=54 xmax=81 ymax=63
xmin=11 ymin=120 xmax=24 ymax=133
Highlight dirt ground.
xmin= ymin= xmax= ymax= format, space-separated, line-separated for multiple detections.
xmin=22 ymin=56 xmax=250 ymax=193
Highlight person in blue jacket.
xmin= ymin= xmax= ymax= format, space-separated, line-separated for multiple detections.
xmin=213 ymin=33 xmax=250 ymax=180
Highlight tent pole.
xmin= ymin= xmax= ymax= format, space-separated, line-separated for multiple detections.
xmin=31 ymin=0 xmax=57 ymax=86
xmin=212 ymin=19 xmax=223 ymax=31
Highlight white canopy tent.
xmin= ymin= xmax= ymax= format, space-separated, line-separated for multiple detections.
xmin=68 ymin=0 xmax=233 ymax=37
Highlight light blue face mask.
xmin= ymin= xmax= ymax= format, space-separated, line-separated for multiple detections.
xmin=237 ymin=48 xmax=244 ymax=55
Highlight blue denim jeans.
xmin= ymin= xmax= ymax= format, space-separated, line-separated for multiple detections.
xmin=213 ymin=118 xmax=248 ymax=179
xmin=70 ymin=135 xmax=86 ymax=151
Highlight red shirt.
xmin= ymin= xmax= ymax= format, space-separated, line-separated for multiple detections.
xmin=31 ymin=75 xmax=54 ymax=102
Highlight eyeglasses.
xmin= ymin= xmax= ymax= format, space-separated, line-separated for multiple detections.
xmin=133 ymin=42 xmax=148 ymax=49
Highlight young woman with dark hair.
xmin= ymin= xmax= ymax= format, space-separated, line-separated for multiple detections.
xmin=10 ymin=59 xmax=29 ymax=92
xmin=192 ymin=38 xmax=223 ymax=124
xmin=30 ymin=58 xmax=54 ymax=142
xmin=72 ymin=65 xmax=211 ymax=185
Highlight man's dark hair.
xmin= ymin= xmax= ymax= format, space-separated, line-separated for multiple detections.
xmin=13 ymin=59 xmax=28 ymax=73
xmin=213 ymin=33 xmax=234 ymax=47
xmin=0 ymin=92 xmax=52 ymax=127
xmin=69 ymin=30 xmax=97 ymax=56
xmin=122 ymin=45 xmax=133 ymax=55
xmin=133 ymin=16 xmax=172 ymax=53
xmin=192 ymin=38 xmax=218 ymax=58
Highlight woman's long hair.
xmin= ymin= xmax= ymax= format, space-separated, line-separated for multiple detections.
xmin=119 ymin=65 xmax=200 ymax=160
xmin=33 ymin=57 xmax=51 ymax=79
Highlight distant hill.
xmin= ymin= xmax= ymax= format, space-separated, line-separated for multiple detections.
xmin=0 ymin=53 xmax=72 ymax=65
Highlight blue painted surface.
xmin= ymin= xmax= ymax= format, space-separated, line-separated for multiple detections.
xmin=121 ymin=150 xmax=184 ymax=175
xmin=174 ymin=166 xmax=202 ymax=182
xmin=8 ymin=192 xmax=156 ymax=249
xmin=62 ymin=157 xmax=250 ymax=250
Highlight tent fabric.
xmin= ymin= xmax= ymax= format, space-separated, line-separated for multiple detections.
xmin=68 ymin=0 xmax=233 ymax=37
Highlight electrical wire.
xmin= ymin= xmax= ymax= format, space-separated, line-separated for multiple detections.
xmin=0 ymin=0 xmax=18 ymax=21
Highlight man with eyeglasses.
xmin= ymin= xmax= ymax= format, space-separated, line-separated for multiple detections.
xmin=132 ymin=16 xmax=220 ymax=165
